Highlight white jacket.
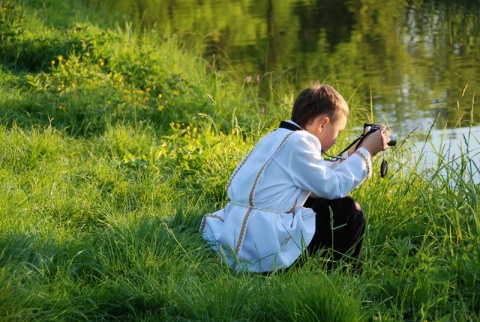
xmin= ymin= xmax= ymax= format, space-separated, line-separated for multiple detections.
xmin=200 ymin=121 xmax=371 ymax=272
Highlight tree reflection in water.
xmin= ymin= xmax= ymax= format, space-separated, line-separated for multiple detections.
xmin=89 ymin=0 xmax=479 ymax=134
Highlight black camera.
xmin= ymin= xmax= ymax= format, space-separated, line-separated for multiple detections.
xmin=364 ymin=123 xmax=397 ymax=146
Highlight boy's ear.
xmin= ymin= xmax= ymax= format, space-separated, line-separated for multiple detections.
xmin=316 ymin=115 xmax=330 ymax=128
xmin=305 ymin=114 xmax=330 ymax=131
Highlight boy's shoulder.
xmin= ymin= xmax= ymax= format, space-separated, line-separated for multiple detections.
xmin=274 ymin=128 xmax=320 ymax=148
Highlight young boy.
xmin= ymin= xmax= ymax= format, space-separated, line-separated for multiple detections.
xmin=200 ymin=83 xmax=391 ymax=273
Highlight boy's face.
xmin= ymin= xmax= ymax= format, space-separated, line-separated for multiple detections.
xmin=306 ymin=113 xmax=347 ymax=151
xmin=320 ymin=114 xmax=347 ymax=151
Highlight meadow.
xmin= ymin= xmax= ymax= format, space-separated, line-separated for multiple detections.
xmin=0 ymin=0 xmax=479 ymax=321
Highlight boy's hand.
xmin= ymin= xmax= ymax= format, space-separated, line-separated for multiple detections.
xmin=359 ymin=124 xmax=391 ymax=157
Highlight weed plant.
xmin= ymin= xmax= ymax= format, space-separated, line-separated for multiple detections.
xmin=0 ymin=0 xmax=479 ymax=321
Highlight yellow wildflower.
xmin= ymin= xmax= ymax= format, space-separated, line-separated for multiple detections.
xmin=386 ymin=194 xmax=393 ymax=203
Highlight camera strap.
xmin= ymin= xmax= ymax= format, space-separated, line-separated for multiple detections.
xmin=343 ymin=129 xmax=388 ymax=178
xmin=278 ymin=121 xmax=388 ymax=177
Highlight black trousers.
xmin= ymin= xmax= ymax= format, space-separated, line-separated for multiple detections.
xmin=303 ymin=196 xmax=365 ymax=272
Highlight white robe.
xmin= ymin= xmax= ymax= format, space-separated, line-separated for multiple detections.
xmin=200 ymin=122 xmax=371 ymax=272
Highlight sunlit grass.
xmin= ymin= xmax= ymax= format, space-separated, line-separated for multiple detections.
xmin=0 ymin=0 xmax=479 ymax=321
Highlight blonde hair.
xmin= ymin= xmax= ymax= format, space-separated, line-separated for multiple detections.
xmin=291 ymin=83 xmax=349 ymax=128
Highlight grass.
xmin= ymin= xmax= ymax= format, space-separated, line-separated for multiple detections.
xmin=1 ymin=0 xmax=479 ymax=321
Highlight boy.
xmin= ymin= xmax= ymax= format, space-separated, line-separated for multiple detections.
xmin=200 ymin=83 xmax=391 ymax=273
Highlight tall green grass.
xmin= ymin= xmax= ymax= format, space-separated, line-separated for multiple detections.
xmin=0 ymin=0 xmax=479 ymax=321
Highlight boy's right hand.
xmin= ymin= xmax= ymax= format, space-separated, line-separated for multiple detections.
xmin=359 ymin=124 xmax=391 ymax=157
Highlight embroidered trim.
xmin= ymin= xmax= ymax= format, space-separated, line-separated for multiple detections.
xmin=199 ymin=213 xmax=224 ymax=232
xmin=249 ymin=132 xmax=295 ymax=206
xmin=235 ymin=206 xmax=254 ymax=254
xmin=229 ymin=201 xmax=295 ymax=215
xmin=226 ymin=149 xmax=254 ymax=190
xmin=234 ymin=131 xmax=296 ymax=255
xmin=354 ymin=150 xmax=372 ymax=181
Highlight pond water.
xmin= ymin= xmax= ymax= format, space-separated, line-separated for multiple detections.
xmin=413 ymin=125 xmax=480 ymax=184
xmin=88 ymin=0 xmax=480 ymax=181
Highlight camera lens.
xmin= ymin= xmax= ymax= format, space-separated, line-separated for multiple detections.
xmin=388 ymin=134 xmax=397 ymax=146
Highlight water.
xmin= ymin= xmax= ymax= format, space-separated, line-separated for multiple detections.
xmin=412 ymin=125 xmax=480 ymax=184
xmin=88 ymin=0 xmax=480 ymax=182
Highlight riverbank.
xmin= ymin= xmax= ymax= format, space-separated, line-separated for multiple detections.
xmin=1 ymin=1 xmax=479 ymax=321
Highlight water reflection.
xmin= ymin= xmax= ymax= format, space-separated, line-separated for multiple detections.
xmin=88 ymin=0 xmax=480 ymax=180
xmin=88 ymin=0 xmax=479 ymax=127
xmin=412 ymin=125 xmax=480 ymax=184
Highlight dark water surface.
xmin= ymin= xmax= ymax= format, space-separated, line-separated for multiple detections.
xmin=89 ymin=0 xmax=480 ymax=180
